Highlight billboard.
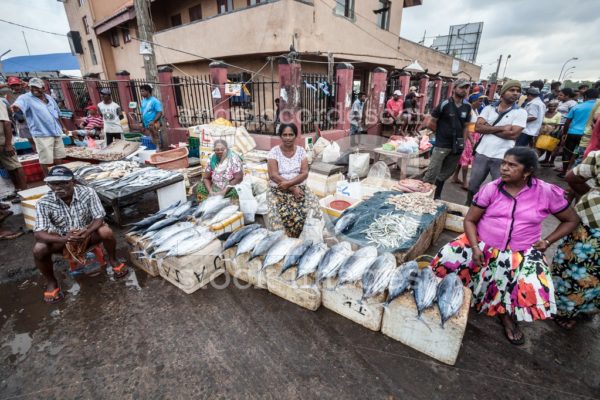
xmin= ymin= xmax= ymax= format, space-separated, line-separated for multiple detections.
xmin=431 ymin=22 xmax=484 ymax=63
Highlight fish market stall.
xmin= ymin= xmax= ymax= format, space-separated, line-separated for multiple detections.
xmin=64 ymin=140 xmax=141 ymax=162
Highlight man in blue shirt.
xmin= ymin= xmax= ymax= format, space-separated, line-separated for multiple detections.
xmin=11 ymin=78 xmax=67 ymax=174
xmin=140 ymin=84 xmax=164 ymax=149
xmin=560 ymin=88 xmax=599 ymax=177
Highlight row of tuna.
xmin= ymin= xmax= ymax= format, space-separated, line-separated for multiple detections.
xmin=223 ymin=225 xmax=464 ymax=327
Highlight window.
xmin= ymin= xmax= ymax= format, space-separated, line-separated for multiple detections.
xmin=375 ymin=0 xmax=391 ymax=30
xmin=247 ymin=0 xmax=262 ymax=5
xmin=88 ymin=39 xmax=97 ymax=65
xmin=122 ymin=24 xmax=131 ymax=43
xmin=334 ymin=0 xmax=354 ymax=19
xmin=170 ymin=13 xmax=182 ymax=27
xmin=217 ymin=0 xmax=234 ymax=14
xmin=189 ymin=4 xmax=202 ymax=22
xmin=82 ymin=16 xmax=90 ymax=34
xmin=78 ymin=0 xmax=85 ymax=6
xmin=109 ymin=29 xmax=120 ymax=47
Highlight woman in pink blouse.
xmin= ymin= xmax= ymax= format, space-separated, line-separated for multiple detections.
xmin=431 ymin=147 xmax=579 ymax=345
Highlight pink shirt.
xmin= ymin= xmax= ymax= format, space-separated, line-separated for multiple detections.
xmin=386 ymin=98 xmax=404 ymax=117
xmin=473 ymin=178 xmax=568 ymax=251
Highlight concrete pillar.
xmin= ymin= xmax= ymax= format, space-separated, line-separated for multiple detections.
xmin=59 ymin=80 xmax=77 ymax=112
xmin=398 ymin=71 xmax=411 ymax=99
xmin=446 ymin=80 xmax=454 ymax=99
xmin=209 ymin=61 xmax=230 ymax=121
xmin=158 ymin=66 xmax=181 ymax=129
xmin=432 ymin=76 xmax=443 ymax=109
xmin=335 ymin=63 xmax=354 ymax=132
xmin=418 ymin=74 xmax=430 ymax=114
xmin=277 ymin=58 xmax=302 ymax=136
xmin=84 ymin=75 xmax=101 ymax=106
xmin=366 ymin=67 xmax=387 ymax=135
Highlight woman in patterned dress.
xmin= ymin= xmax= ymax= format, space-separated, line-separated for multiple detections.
xmin=431 ymin=147 xmax=579 ymax=345
xmin=552 ymin=150 xmax=600 ymax=329
xmin=196 ymin=139 xmax=243 ymax=202
xmin=266 ymin=123 xmax=322 ymax=238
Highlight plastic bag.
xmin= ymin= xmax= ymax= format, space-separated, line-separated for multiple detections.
xmin=397 ymin=140 xmax=418 ymax=154
xmin=366 ymin=161 xmax=391 ymax=182
xmin=419 ymin=135 xmax=432 ymax=151
xmin=322 ymin=142 xmax=341 ymax=163
xmin=235 ymin=181 xmax=258 ymax=223
xmin=255 ymin=192 xmax=268 ymax=215
xmin=299 ymin=210 xmax=324 ymax=243
xmin=313 ymin=137 xmax=331 ymax=156
xmin=348 ymin=152 xmax=370 ymax=178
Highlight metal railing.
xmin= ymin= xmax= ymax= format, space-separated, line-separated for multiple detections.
xmin=95 ymin=80 xmax=122 ymax=108
xmin=425 ymin=80 xmax=436 ymax=114
xmin=172 ymin=75 xmax=214 ymax=127
xmin=228 ymin=73 xmax=278 ymax=135
xmin=66 ymin=80 xmax=91 ymax=114
xmin=300 ymin=73 xmax=336 ymax=134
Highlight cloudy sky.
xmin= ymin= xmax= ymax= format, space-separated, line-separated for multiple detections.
xmin=400 ymin=0 xmax=600 ymax=82
xmin=1 ymin=0 xmax=598 ymax=82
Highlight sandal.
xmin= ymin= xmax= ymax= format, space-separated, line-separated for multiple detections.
xmin=112 ymin=263 xmax=129 ymax=279
xmin=43 ymin=287 xmax=65 ymax=304
xmin=554 ymin=317 xmax=577 ymax=330
xmin=0 ymin=230 xmax=24 ymax=240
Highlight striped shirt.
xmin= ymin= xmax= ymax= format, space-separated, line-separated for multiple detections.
xmin=34 ymin=185 xmax=106 ymax=235
xmin=83 ymin=115 xmax=103 ymax=129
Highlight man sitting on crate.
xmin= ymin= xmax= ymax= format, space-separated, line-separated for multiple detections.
xmin=32 ymin=166 xmax=128 ymax=303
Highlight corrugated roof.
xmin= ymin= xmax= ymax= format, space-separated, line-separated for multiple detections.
xmin=2 ymin=53 xmax=79 ymax=73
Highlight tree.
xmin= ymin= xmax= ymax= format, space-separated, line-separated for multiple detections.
xmin=487 ymin=72 xmax=497 ymax=82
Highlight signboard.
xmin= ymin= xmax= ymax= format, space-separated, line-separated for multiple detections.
xmin=431 ymin=22 xmax=484 ymax=63
xmin=224 ymin=83 xmax=242 ymax=96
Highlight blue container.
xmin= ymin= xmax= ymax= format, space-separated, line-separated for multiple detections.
xmin=0 ymin=168 xmax=8 ymax=179
xmin=141 ymin=136 xmax=157 ymax=150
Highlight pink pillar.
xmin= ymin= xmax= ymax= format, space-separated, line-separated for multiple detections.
xmin=209 ymin=61 xmax=230 ymax=120
xmin=277 ymin=59 xmax=302 ymax=136
xmin=84 ymin=77 xmax=101 ymax=106
xmin=432 ymin=77 xmax=443 ymax=109
xmin=398 ymin=71 xmax=411 ymax=99
xmin=115 ymin=71 xmax=133 ymax=113
xmin=158 ymin=66 xmax=181 ymax=129
xmin=446 ymin=80 xmax=454 ymax=99
xmin=487 ymin=82 xmax=498 ymax=99
xmin=60 ymin=80 xmax=77 ymax=111
xmin=418 ymin=74 xmax=429 ymax=114
xmin=366 ymin=67 xmax=387 ymax=135
xmin=335 ymin=62 xmax=354 ymax=132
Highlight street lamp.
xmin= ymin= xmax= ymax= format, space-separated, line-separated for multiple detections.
xmin=558 ymin=57 xmax=578 ymax=81
xmin=502 ymin=54 xmax=511 ymax=78
xmin=562 ymin=66 xmax=576 ymax=81
xmin=564 ymin=71 xmax=575 ymax=81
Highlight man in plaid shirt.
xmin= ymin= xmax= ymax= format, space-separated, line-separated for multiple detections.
xmin=33 ymin=166 xmax=128 ymax=303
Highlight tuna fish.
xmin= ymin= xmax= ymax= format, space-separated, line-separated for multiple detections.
xmin=361 ymin=252 xmax=396 ymax=301
xmin=385 ymin=261 xmax=419 ymax=306
xmin=235 ymin=228 xmax=269 ymax=257
xmin=168 ymin=201 xmax=194 ymax=219
xmin=194 ymin=195 xmax=225 ymax=218
xmin=296 ymin=243 xmax=328 ymax=280
xmin=165 ymin=227 xmax=217 ymax=257
xmin=281 ymin=240 xmax=313 ymax=275
xmin=336 ymin=246 xmax=378 ymax=287
xmin=262 ymin=238 xmax=298 ymax=270
xmin=143 ymin=217 xmax=179 ymax=234
xmin=334 ymin=212 xmax=359 ymax=235
xmin=413 ymin=267 xmax=438 ymax=317
xmin=208 ymin=205 xmax=239 ymax=225
xmin=223 ymin=224 xmax=261 ymax=250
xmin=127 ymin=213 xmax=166 ymax=232
xmin=316 ymin=241 xmax=353 ymax=282
xmin=250 ymin=230 xmax=284 ymax=260
xmin=199 ymin=198 xmax=231 ymax=222
xmin=141 ymin=221 xmax=195 ymax=242
xmin=436 ymin=273 xmax=464 ymax=328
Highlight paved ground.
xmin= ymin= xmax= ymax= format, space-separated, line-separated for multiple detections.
xmin=0 ymin=163 xmax=599 ymax=400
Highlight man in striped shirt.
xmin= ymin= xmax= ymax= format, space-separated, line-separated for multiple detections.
xmin=33 ymin=166 xmax=128 ymax=303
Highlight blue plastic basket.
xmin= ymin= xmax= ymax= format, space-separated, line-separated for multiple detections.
xmin=141 ymin=136 xmax=157 ymax=150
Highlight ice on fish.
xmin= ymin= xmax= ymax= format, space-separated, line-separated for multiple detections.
xmin=281 ymin=240 xmax=313 ymax=275
xmin=336 ymin=246 xmax=378 ymax=287
xmin=385 ymin=261 xmax=419 ymax=305
xmin=361 ymin=252 xmax=396 ymax=300
xmin=436 ymin=273 xmax=464 ymax=327
xmin=223 ymin=224 xmax=261 ymax=250
xmin=316 ymin=241 xmax=353 ymax=282
xmin=413 ymin=267 xmax=438 ymax=316
xmin=235 ymin=228 xmax=269 ymax=256
xmin=296 ymin=243 xmax=328 ymax=279
xmin=250 ymin=230 xmax=284 ymax=261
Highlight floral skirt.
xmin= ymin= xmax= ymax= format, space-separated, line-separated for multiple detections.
xmin=266 ymin=184 xmax=321 ymax=238
xmin=431 ymin=234 xmax=556 ymax=322
xmin=458 ymin=133 xmax=481 ymax=167
xmin=551 ymin=223 xmax=600 ymax=318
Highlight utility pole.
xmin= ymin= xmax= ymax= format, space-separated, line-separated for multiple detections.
xmin=134 ymin=0 xmax=161 ymax=100
xmin=494 ymin=54 xmax=503 ymax=82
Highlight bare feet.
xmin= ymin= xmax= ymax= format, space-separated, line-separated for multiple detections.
xmin=555 ymin=317 xmax=577 ymax=330
xmin=499 ymin=314 xmax=525 ymax=345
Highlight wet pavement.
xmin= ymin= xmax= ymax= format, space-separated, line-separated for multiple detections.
xmin=1 ymin=166 xmax=599 ymax=399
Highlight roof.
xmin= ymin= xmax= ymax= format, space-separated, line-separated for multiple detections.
xmin=2 ymin=53 xmax=79 ymax=73
xmin=93 ymin=0 xmax=135 ymax=35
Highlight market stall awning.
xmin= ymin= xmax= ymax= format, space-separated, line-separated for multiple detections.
xmin=2 ymin=53 xmax=79 ymax=73
xmin=93 ymin=1 xmax=136 ymax=35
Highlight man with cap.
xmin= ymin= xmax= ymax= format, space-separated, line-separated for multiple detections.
xmin=97 ymin=88 xmax=124 ymax=145
xmin=516 ymin=87 xmax=546 ymax=147
xmin=422 ymin=79 xmax=472 ymax=199
xmin=467 ymin=80 xmax=528 ymax=204
xmin=11 ymin=77 xmax=67 ymax=175
xmin=385 ymin=90 xmax=404 ymax=134
xmin=33 ymin=166 xmax=128 ymax=303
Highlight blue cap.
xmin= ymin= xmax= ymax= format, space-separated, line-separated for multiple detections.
xmin=44 ymin=166 xmax=74 ymax=183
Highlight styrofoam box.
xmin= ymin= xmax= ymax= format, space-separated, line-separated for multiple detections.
xmin=265 ymin=262 xmax=321 ymax=311
xmin=158 ymin=239 xmax=224 ymax=294
xmin=319 ymin=194 xmax=361 ymax=219
xmin=124 ymin=233 xmax=159 ymax=277
xmin=222 ymin=248 xmax=267 ymax=289
xmin=307 ymin=172 xmax=344 ymax=198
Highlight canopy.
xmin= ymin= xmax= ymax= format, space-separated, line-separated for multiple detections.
xmin=2 ymin=53 xmax=79 ymax=73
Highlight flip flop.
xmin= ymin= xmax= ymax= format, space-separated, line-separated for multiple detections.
xmin=112 ymin=263 xmax=129 ymax=279
xmin=0 ymin=231 xmax=24 ymax=240
xmin=0 ymin=203 xmax=10 ymax=210
xmin=43 ymin=287 xmax=65 ymax=304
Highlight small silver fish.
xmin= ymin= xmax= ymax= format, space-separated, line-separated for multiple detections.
xmin=250 ymin=230 xmax=284 ymax=260
xmin=316 ymin=241 xmax=353 ymax=282
xmin=361 ymin=252 xmax=396 ymax=300
xmin=436 ymin=273 xmax=464 ymax=328
xmin=336 ymin=246 xmax=378 ymax=287
xmin=296 ymin=243 xmax=328 ymax=280
xmin=385 ymin=261 xmax=419 ymax=305
xmin=413 ymin=267 xmax=438 ymax=317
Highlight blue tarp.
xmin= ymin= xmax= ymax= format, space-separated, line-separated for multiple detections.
xmin=2 ymin=53 xmax=79 ymax=73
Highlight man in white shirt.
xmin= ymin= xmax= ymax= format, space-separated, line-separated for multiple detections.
xmin=466 ymin=80 xmax=528 ymax=204
xmin=97 ymin=88 xmax=123 ymax=145
xmin=515 ymin=87 xmax=546 ymax=147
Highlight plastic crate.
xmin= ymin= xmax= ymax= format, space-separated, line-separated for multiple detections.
xmin=148 ymin=147 xmax=189 ymax=170
xmin=141 ymin=136 xmax=157 ymax=150
xmin=124 ymin=133 xmax=143 ymax=142
xmin=21 ymin=159 xmax=44 ymax=183
xmin=189 ymin=136 xmax=200 ymax=158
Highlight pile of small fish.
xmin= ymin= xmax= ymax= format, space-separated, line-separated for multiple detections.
xmin=363 ymin=213 xmax=421 ymax=249
xmin=128 ymin=195 xmax=239 ymax=259
xmin=224 ymin=224 xmax=464 ymax=326
xmin=74 ymin=161 xmax=141 ymax=182
xmin=387 ymin=193 xmax=439 ymax=215
xmin=86 ymin=167 xmax=182 ymax=195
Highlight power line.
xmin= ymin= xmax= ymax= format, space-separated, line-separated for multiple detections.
xmin=0 ymin=18 xmax=67 ymax=37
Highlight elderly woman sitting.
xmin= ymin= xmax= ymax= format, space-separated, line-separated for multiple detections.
xmin=197 ymin=139 xmax=243 ymax=201
xmin=431 ymin=147 xmax=579 ymax=345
